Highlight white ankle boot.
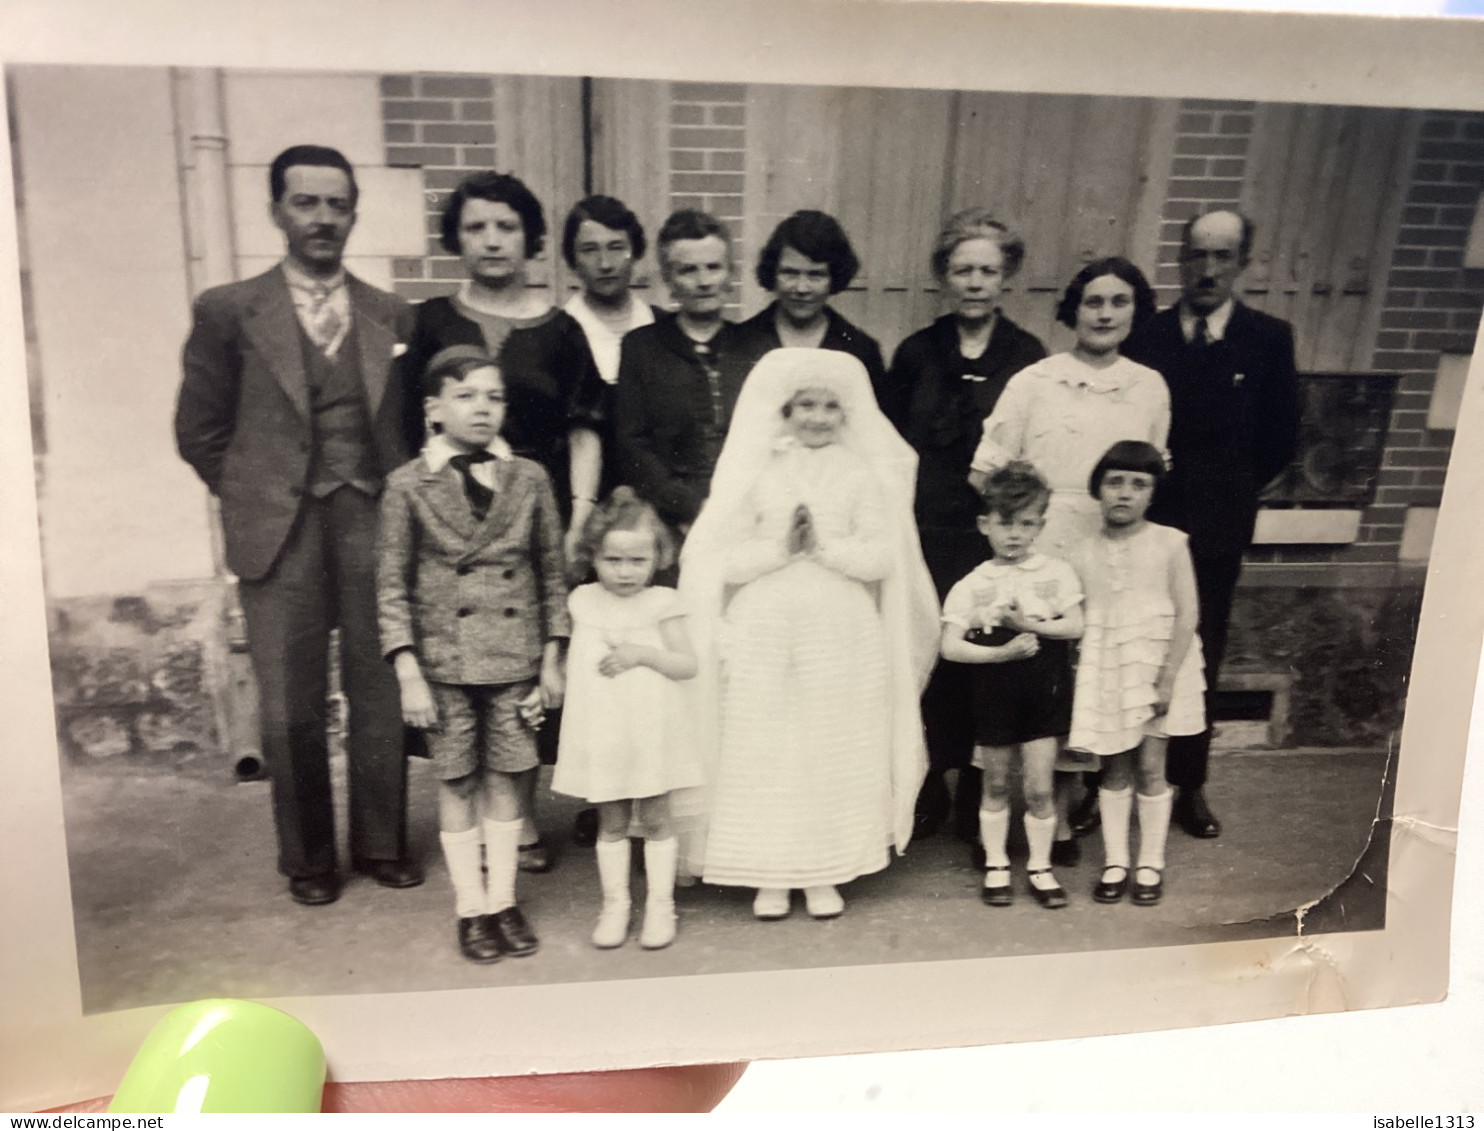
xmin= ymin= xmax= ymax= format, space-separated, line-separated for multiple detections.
xmin=639 ymin=837 xmax=679 ymax=949
xmin=804 ymin=885 xmax=844 ymax=919
xmin=592 ymin=839 xmax=632 ymax=949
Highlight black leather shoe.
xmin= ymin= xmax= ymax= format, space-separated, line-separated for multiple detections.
xmin=1131 ymin=867 xmax=1164 ymax=906
xmin=1093 ymin=866 xmax=1128 ymax=904
xmin=355 ymin=858 xmax=424 ymax=889
xmin=457 ymin=915 xmax=504 ymax=963
xmin=1069 ymin=792 xmax=1101 ymax=837
xmin=1174 ymin=788 xmax=1222 ymax=839
xmin=981 ymin=866 xmax=1013 ymax=907
xmin=489 ymin=906 xmax=540 ymax=957
xmin=289 ymin=874 xmax=341 ymax=906
xmin=518 ymin=836 xmax=554 ymax=874
xmin=1027 ymin=869 xmax=1069 ymax=909
xmin=572 ymin=808 xmax=600 ymax=848
xmin=1050 ymin=838 xmax=1081 ymax=868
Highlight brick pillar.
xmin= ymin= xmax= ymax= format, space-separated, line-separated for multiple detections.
xmin=667 ymin=81 xmax=747 ymax=312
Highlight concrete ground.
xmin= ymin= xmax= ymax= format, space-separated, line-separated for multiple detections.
xmin=61 ymin=748 xmax=1390 ymax=1014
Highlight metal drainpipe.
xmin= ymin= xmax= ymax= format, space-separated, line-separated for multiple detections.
xmin=176 ymin=67 xmax=266 ymax=782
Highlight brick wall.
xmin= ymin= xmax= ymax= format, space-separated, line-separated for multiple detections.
xmin=378 ymin=73 xmax=497 ymax=303
xmin=1358 ymin=110 xmax=1484 ymax=559
xmin=1153 ymin=99 xmax=1255 ymax=306
xmin=667 ymin=81 xmax=747 ymax=310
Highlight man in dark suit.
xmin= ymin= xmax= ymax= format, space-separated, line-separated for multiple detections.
xmin=175 ymin=144 xmax=422 ymax=904
xmin=1123 ymin=209 xmax=1301 ymax=839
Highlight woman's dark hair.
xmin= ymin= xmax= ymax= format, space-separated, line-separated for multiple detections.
xmin=439 ymin=171 xmax=547 ymax=258
xmin=1055 ymin=256 xmax=1158 ymax=331
xmin=929 ymin=208 xmax=1026 ymax=281
xmin=1087 ymin=440 xmax=1166 ymax=498
xmin=656 ymin=209 xmax=732 ymax=273
xmin=755 ymin=210 xmax=860 ymax=295
xmin=978 ymin=460 xmax=1051 ymax=521
xmin=569 ymin=486 xmax=677 ymax=585
xmin=421 ymin=344 xmax=501 ymax=402
xmin=560 ymin=195 xmax=647 ymax=267
xmin=269 ymin=144 xmax=359 ymax=205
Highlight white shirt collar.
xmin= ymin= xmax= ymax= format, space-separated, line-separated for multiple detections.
xmin=1179 ymin=298 xmax=1235 ymax=342
xmin=980 ymin=552 xmax=1048 ymax=574
xmin=423 ymin=432 xmax=513 ymax=473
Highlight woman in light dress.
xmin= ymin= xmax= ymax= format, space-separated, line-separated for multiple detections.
xmin=680 ymin=349 xmax=939 ymax=921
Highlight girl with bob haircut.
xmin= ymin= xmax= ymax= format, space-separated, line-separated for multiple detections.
xmin=739 ymin=210 xmax=885 ymax=386
xmin=552 ymin=486 xmax=700 ymax=951
xmin=680 ymin=349 xmax=939 ymax=922
xmin=1066 ymin=439 xmax=1205 ymax=908
xmin=879 ymin=207 xmax=1048 ymax=845
xmin=401 ymin=169 xmax=608 ymax=871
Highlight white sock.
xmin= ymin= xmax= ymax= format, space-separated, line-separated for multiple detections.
xmin=1137 ymin=789 xmax=1175 ymax=871
xmin=439 ymin=826 xmax=486 ymax=919
xmin=978 ymin=806 xmax=1011 ymax=868
xmin=595 ymin=838 xmax=632 ymax=907
xmin=481 ymin=817 xmax=524 ymax=913
xmin=1024 ymin=812 xmax=1057 ymax=872
xmin=1100 ymin=787 xmax=1134 ymax=871
xmin=644 ymin=837 xmax=678 ymax=912
xmin=520 ymin=818 xmax=539 ymax=848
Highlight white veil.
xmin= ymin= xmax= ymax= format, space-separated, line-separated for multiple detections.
xmin=675 ymin=348 xmax=939 ymax=868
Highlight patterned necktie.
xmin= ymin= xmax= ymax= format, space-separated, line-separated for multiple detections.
xmin=1192 ymin=316 xmax=1211 ymax=347
xmin=307 ymin=282 xmax=344 ymax=354
xmin=448 ymin=451 xmax=496 ymax=520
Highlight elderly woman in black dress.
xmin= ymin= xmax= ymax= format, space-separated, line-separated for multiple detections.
xmin=737 ymin=209 xmax=885 ymax=385
xmin=877 ymin=208 xmax=1047 ymax=841
xmin=400 ymin=171 xmax=607 ymax=870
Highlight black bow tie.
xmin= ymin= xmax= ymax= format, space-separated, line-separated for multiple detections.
xmin=448 ymin=451 xmax=495 ymax=520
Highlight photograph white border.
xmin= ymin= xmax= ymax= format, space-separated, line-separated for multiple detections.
xmin=1 ymin=0 xmax=1482 ymax=1111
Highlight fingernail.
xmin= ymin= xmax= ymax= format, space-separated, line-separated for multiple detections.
xmin=109 ymin=998 xmax=325 ymax=1113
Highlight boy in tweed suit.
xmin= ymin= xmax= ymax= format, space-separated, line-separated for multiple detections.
xmin=378 ymin=345 xmax=569 ymax=963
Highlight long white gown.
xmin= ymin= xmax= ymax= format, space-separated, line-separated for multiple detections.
xmin=701 ymin=443 xmax=895 ymax=889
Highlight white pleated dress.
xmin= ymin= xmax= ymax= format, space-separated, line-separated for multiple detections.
xmin=552 ymin=584 xmax=703 ymax=803
xmin=700 ymin=444 xmax=895 ymax=890
xmin=1067 ymin=522 xmax=1207 ymax=756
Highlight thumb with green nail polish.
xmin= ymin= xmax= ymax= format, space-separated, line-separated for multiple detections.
xmin=109 ymin=998 xmax=325 ymax=1114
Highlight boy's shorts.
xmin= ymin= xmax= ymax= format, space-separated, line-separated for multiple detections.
xmin=966 ymin=629 xmax=1072 ymax=753
xmin=425 ymin=680 xmax=540 ymax=781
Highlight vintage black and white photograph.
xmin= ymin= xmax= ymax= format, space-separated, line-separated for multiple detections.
xmin=2 ymin=0 xmax=1483 ymax=1109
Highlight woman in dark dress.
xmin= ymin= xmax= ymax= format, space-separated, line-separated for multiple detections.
xmin=736 ymin=210 xmax=886 ymax=387
xmin=877 ymin=209 xmax=1047 ymax=842
xmin=400 ymin=171 xmax=607 ymax=871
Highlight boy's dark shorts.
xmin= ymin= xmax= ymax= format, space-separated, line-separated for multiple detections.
xmin=966 ymin=628 xmax=1073 ymax=749
xmin=425 ymin=680 xmax=540 ymax=781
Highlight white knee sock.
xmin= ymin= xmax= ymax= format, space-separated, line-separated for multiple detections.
xmin=439 ymin=826 xmax=485 ymax=919
xmin=1024 ymin=812 xmax=1057 ymax=872
xmin=644 ymin=837 xmax=678 ymax=912
xmin=595 ymin=838 xmax=632 ymax=908
xmin=1137 ymin=789 xmax=1174 ymax=871
xmin=978 ymin=806 xmax=1011 ymax=868
xmin=1100 ymin=786 xmax=1134 ymax=870
xmin=482 ymin=816 xmax=524 ymax=913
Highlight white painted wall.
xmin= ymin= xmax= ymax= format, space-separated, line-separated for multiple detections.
xmin=14 ymin=66 xmax=215 ymax=598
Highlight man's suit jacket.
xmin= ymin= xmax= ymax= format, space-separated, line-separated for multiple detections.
xmin=375 ymin=454 xmax=571 ymax=686
xmin=1124 ymin=302 xmax=1300 ymax=557
xmin=175 ymin=267 xmax=416 ymax=581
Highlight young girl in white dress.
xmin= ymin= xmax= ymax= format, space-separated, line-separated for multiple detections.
xmin=680 ymin=350 xmax=940 ymax=921
xmin=1068 ymin=440 xmax=1205 ymax=908
xmin=552 ymin=487 xmax=701 ymax=949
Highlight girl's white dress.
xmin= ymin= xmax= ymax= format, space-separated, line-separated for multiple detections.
xmin=1068 ymin=522 xmax=1206 ymax=755
xmin=552 ymin=583 xmax=703 ymax=803
xmin=701 ymin=443 xmax=895 ymax=889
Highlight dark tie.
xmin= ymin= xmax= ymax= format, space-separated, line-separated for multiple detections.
xmin=1192 ymin=316 xmax=1211 ymax=347
xmin=448 ymin=451 xmax=496 ymax=521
